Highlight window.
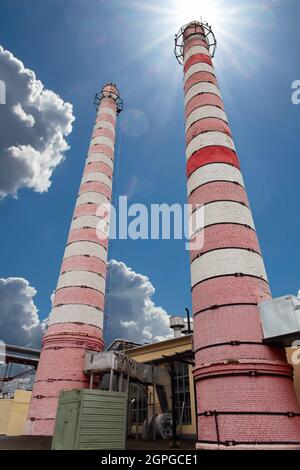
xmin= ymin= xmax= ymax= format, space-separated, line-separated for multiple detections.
xmin=129 ymin=383 xmax=148 ymax=425
xmin=174 ymin=362 xmax=191 ymax=425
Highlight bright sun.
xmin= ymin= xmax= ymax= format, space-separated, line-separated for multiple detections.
xmin=171 ymin=0 xmax=220 ymax=28
xmin=123 ymin=0 xmax=277 ymax=82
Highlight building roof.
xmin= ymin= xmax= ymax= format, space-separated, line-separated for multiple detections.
xmin=124 ymin=334 xmax=193 ymax=364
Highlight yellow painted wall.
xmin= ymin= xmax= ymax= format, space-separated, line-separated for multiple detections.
xmin=286 ymin=348 xmax=300 ymax=406
xmin=126 ymin=335 xmax=196 ymax=437
xmin=0 ymin=399 xmax=12 ymax=434
xmin=5 ymin=390 xmax=31 ymax=436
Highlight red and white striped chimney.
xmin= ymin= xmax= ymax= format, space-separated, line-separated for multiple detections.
xmin=175 ymin=21 xmax=300 ymax=449
xmin=26 ymin=83 xmax=122 ymax=436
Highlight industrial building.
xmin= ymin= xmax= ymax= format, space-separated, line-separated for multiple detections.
xmin=1 ymin=329 xmax=300 ymax=446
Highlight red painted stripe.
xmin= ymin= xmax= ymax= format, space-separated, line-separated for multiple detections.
xmin=184 ymin=53 xmax=213 ymax=73
xmin=61 ymin=255 xmax=106 ymax=277
xmin=74 ymin=203 xmax=99 ymax=218
xmin=99 ymin=98 xmax=116 ymax=111
xmin=184 ymin=72 xmax=217 ymax=94
xmin=186 ymin=118 xmax=232 ymax=145
xmin=46 ymin=322 xmax=103 ymax=338
xmin=187 ymin=146 xmax=240 ymax=178
xmin=183 ymin=37 xmax=209 ymax=54
xmin=79 ymin=181 xmax=111 ymax=199
xmin=89 ymin=144 xmax=113 ymax=158
xmin=53 ymin=286 xmax=104 ymax=310
xmin=190 ymin=223 xmax=260 ymax=262
xmin=192 ymin=276 xmax=271 ymax=313
xmin=84 ymin=161 xmax=113 ymax=178
xmin=96 ymin=113 xmax=115 ymax=126
xmin=92 ymin=128 xmax=115 ymax=141
xmin=67 ymin=228 xmax=108 ymax=248
xmin=193 ymin=304 xmax=264 ymax=349
xmin=185 ymin=94 xmax=224 ymax=119
xmin=183 ymin=25 xmax=205 ymax=39
xmin=188 ymin=181 xmax=249 ymax=207
xmin=195 ymin=339 xmax=285 ymax=366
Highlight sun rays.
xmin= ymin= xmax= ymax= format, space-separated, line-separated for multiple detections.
xmin=121 ymin=0 xmax=279 ymax=75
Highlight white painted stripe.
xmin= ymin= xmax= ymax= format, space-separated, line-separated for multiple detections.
xmin=188 ymin=163 xmax=244 ymax=196
xmin=48 ymin=305 xmax=104 ymax=329
xmin=185 ymin=106 xmax=228 ymax=132
xmin=57 ymin=271 xmax=105 ymax=293
xmin=184 ymin=33 xmax=206 ymax=48
xmin=184 ymin=45 xmax=210 ymax=63
xmin=64 ymin=241 xmax=107 ymax=261
xmin=97 ymin=106 xmax=116 ymax=119
xmin=94 ymin=121 xmax=115 ymax=134
xmin=81 ymin=171 xmax=112 ymax=189
xmin=86 ymin=153 xmax=113 ymax=169
xmin=90 ymin=135 xmax=114 ymax=149
xmin=76 ymin=192 xmax=110 ymax=207
xmin=184 ymin=62 xmax=215 ymax=83
xmin=191 ymin=201 xmax=255 ymax=232
xmin=186 ymin=132 xmax=235 ymax=160
xmin=191 ymin=249 xmax=268 ymax=286
xmin=71 ymin=215 xmax=102 ymax=230
xmin=185 ymin=83 xmax=222 ymax=107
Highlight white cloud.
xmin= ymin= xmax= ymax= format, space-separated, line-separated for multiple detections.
xmin=0 ymin=277 xmax=45 ymax=347
xmin=105 ymin=260 xmax=173 ymax=344
xmin=0 ymin=263 xmax=173 ymax=350
xmin=12 ymin=103 xmax=35 ymax=127
xmin=0 ymin=45 xmax=74 ymax=199
xmin=120 ymin=320 xmax=138 ymax=329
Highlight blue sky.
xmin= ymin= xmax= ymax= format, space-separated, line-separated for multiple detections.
xmin=0 ymin=0 xmax=299 ymax=343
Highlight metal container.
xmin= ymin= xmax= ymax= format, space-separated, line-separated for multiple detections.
xmin=52 ymin=389 xmax=127 ymax=450
xmin=84 ymin=350 xmax=170 ymax=387
xmin=259 ymin=295 xmax=300 ymax=346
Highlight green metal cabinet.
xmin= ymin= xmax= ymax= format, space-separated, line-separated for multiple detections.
xmin=52 ymin=389 xmax=127 ymax=450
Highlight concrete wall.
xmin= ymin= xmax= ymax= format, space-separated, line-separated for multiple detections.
xmin=287 ymin=349 xmax=300 ymax=406
xmin=0 ymin=399 xmax=12 ymax=434
xmin=0 ymin=390 xmax=31 ymax=436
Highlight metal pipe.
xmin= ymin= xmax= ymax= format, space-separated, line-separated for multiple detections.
xmin=125 ymin=375 xmax=130 ymax=438
xmin=135 ymin=384 xmax=139 ymax=440
xmin=145 ymin=385 xmax=149 ymax=440
xmin=170 ymin=360 xmax=179 ymax=448
xmin=4 ymin=354 xmax=39 ymax=367
xmin=5 ymin=344 xmax=40 ymax=356
xmin=89 ymin=372 xmax=94 ymax=389
xmin=109 ymin=369 xmax=114 ymax=391
xmin=185 ymin=308 xmax=192 ymax=334
xmin=152 ymin=389 xmax=156 ymax=441
xmin=118 ymin=372 xmax=123 ymax=392
xmin=214 ymin=410 xmax=220 ymax=444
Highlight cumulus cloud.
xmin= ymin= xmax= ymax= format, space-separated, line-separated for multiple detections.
xmin=0 ymin=263 xmax=172 ymax=350
xmin=105 ymin=260 xmax=173 ymax=345
xmin=0 ymin=277 xmax=45 ymax=347
xmin=0 ymin=45 xmax=74 ymax=198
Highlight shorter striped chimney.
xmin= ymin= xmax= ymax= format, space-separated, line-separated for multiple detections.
xmin=26 ymin=83 xmax=122 ymax=436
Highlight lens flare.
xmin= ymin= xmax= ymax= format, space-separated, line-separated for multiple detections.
xmin=119 ymin=0 xmax=279 ymax=118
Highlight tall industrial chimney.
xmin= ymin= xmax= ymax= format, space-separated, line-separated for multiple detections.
xmin=175 ymin=21 xmax=300 ymax=449
xmin=26 ymin=83 xmax=122 ymax=436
